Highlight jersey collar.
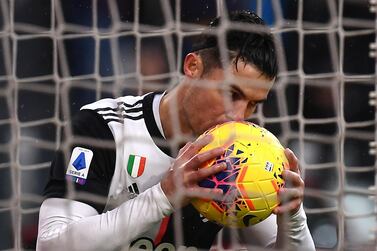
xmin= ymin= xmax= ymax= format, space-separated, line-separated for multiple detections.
xmin=142 ymin=92 xmax=172 ymax=157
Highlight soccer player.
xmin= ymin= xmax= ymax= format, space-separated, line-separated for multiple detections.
xmin=37 ymin=11 xmax=315 ymax=250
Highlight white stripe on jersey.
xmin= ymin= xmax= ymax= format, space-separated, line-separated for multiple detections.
xmin=97 ymin=109 xmax=143 ymax=118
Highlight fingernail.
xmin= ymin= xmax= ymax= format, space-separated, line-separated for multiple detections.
xmin=216 ymin=147 xmax=225 ymax=154
xmin=205 ymin=134 xmax=213 ymax=141
xmin=216 ymin=162 xmax=226 ymax=169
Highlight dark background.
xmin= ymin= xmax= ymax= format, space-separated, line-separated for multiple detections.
xmin=0 ymin=0 xmax=375 ymax=250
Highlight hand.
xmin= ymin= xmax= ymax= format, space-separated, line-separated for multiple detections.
xmin=273 ymin=148 xmax=304 ymax=215
xmin=160 ymin=134 xmax=227 ymax=208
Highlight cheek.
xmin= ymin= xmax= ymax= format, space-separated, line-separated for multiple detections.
xmin=187 ymin=90 xmax=226 ymax=124
xmin=203 ymin=96 xmax=225 ymax=115
xmin=200 ymin=103 xmax=227 ymax=126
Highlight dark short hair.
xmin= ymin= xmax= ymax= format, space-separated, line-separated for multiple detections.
xmin=191 ymin=10 xmax=277 ymax=79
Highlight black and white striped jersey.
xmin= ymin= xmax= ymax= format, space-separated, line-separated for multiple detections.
xmin=43 ymin=92 xmax=223 ymax=250
xmin=42 ymin=92 xmax=315 ymax=250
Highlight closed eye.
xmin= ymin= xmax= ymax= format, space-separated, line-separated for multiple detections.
xmin=229 ymin=85 xmax=245 ymax=101
xmin=231 ymin=90 xmax=243 ymax=101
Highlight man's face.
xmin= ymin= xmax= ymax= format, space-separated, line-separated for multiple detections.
xmin=182 ymin=61 xmax=274 ymax=136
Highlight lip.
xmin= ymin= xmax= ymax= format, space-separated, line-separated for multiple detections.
xmin=217 ymin=119 xmax=234 ymax=125
xmin=206 ymin=119 xmax=232 ymax=131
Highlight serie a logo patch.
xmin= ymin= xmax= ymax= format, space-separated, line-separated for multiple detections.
xmin=66 ymin=147 xmax=94 ymax=185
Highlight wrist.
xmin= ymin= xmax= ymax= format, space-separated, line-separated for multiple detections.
xmin=155 ymin=183 xmax=174 ymax=215
xmin=289 ymin=204 xmax=306 ymax=222
xmin=277 ymin=204 xmax=306 ymax=229
xmin=160 ymin=176 xmax=175 ymax=204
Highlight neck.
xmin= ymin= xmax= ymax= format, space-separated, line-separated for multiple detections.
xmin=159 ymin=83 xmax=192 ymax=139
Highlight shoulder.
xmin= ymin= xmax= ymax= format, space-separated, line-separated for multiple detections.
xmin=80 ymin=95 xmax=146 ymax=124
xmin=81 ymin=95 xmax=144 ymax=111
xmin=71 ymin=109 xmax=113 ymax=140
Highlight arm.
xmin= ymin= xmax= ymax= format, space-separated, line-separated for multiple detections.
xmin=274 ymin=148 xmax=315 ymax=250
xmin=238 ymin=149 xmax=314 ymax=250
xmin=37 ymin=183 xmax=173 ymax=251
xmin=238 ymin=206 xmax=314 ymax=250
xmin=37 ymin=109 xmax=174 ymax=250
xmin=275 ymin=205 xmax=315 ymax=250
xmin=37 ymin=109 xmax=226 ymax=250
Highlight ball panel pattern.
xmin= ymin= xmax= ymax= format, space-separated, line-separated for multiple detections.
xmin=191 ymin=121 xmax=288 ymax=227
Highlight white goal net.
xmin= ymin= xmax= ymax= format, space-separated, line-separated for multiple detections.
xmin=0 ymin=0 xmax=376 ymax=250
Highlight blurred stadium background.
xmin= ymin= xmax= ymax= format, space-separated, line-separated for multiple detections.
xmin=0 ymin=0 xmax=376 ymax=250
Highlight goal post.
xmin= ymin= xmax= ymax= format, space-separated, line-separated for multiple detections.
xmin=0 ymin=0 xmax=376 ymax=250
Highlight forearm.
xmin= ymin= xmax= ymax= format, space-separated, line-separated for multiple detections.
xmin=37 ymin=183 xmax=173 ymax=251
xmin=275 ymin=205 xmax=315 ymax=250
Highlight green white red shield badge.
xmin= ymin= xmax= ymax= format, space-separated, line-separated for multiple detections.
xmin=127 ymin=154 xmax=146 ymax=178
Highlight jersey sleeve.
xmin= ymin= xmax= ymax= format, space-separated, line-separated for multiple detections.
xmin=236 ymin=206 xmax=315 ymax=250
xmin=275 ymin=205 xmax=315 ymax=250
xmin=43 ymin=109 xmax=116 ymax=213
xmin=37 ymin=183 xmax=174 ymax=251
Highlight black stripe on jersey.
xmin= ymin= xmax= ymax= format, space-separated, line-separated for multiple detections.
xmin=95 ymin=106 xmax=143 ymax=114
xmin=117 ymin=99 xmax=143 ymax=108
xmin=142 ymin=92 xmax=172 ymax=156
xmin=95 ymin=99 xmax=144 ymax=124
xmin=104 ymin=118 xmax=123 ymax=124
xmin=103 ymin=114 xmax=144 ymax=123
xmin=128 ymin=183 xmax=140 ymax=195
xmin=132 ymin=183 xmax=139 ymax=194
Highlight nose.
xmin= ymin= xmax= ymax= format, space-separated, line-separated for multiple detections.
xmin=229 ymin=101 xmax=249 ymax=121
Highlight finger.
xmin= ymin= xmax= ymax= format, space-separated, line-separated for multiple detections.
xmin=277 ymin=187 xmax=303 ymax=202
xmin=185 ymin=147 xmax=225 ymax=171
xmin=195 ymin=133 xmax=213 ymax=145
xmin=284 ymin=148 xmax=300 ymax=173
xmin=179 ymin=134 xmax=214 ymax=160
xmin=178 ymin=142 xmax=193 ymax=157
xmin=282 ymin=170 xmax=304 ymax=188
xmin=192 ymin=134 xmax=214 ymax=151
xmin=186 ymin=162 xmax=227 ymax=183
xmin=273 ymin=199 xmax=301 ymax=215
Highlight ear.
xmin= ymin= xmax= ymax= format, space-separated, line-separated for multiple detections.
xmin=183 ymin=53 xmax=204 ymax=78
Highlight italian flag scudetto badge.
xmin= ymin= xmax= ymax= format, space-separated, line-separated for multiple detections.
xmin=127 ymin=154 xmax=146 ymax=178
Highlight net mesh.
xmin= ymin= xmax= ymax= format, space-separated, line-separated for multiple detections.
xmin=0 ymin=0 xmax=376 ymax=250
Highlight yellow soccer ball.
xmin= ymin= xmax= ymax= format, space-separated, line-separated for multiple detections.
xmin=191 ymin=121 xmax=288 ymax=227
